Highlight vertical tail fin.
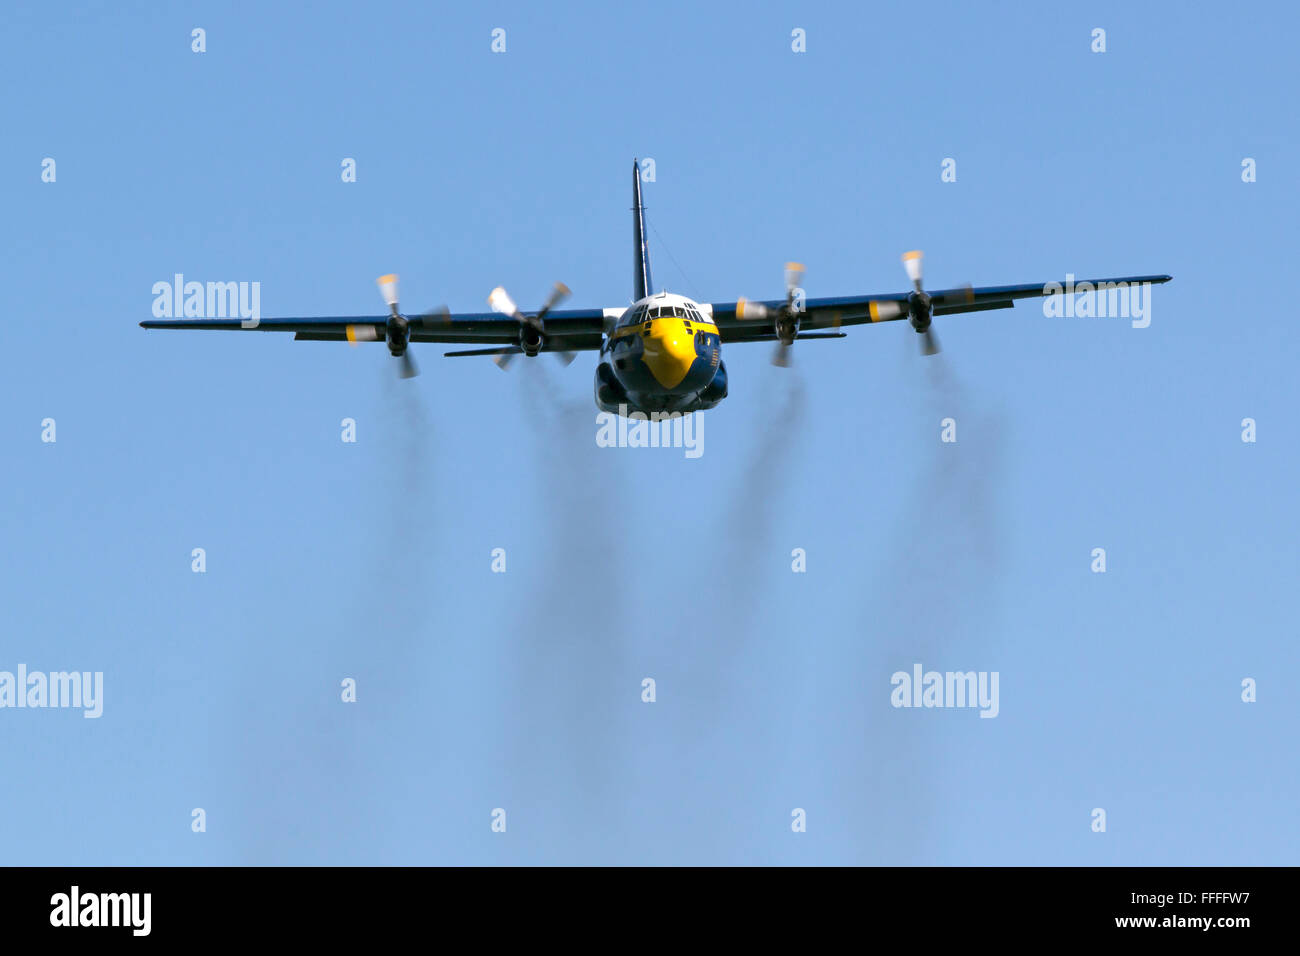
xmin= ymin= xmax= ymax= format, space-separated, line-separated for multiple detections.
xmin=632 ymin=158 xmax=653 ymax=301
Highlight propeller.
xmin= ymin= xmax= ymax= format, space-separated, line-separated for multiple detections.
xmin=416 ymin=304 xmax=451 ymax=330
xmin=487 ymin=281 xmax=574 ymax=368
xmin=901 ymin=251 xmax=940 ymax=356
xmin=374 ymin=273 xmax=419 ymax=378
xmin=736 ymin=262 xmax=805 ymax=367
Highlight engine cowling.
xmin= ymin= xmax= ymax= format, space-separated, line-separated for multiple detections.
xmin=520 ymin=324 xmax=543 ymax=357
xmin=907 ymin=291 xmax=932 ymax=333
xmin=386 ymin=314 xmax=410 ymax=356
xmin=774 ymin=312 xmax=799 ymax=346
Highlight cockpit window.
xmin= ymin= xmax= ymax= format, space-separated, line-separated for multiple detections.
xmin=643 ymin=304 xmax=700 ymax=319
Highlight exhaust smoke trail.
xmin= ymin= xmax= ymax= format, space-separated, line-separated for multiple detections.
xmin=695 ymin=371 xmax=808 ymax=677
xmin=497 ymin=364 xmax=632 ymax=862
xmin=841 ymin=352 xmax=1007 ymax=864
xmin=653 ymin=370 xmax=809 ymax=862
xmin=228 ymin=368 xmax=442 ymax=863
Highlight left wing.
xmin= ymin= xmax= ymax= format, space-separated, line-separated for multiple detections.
xmin=140 ymin=308 xmax=610 ymax=354
xmin=705 ymin=274 xmax=1173 ymax=342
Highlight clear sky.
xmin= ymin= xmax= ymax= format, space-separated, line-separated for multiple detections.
xmin=2 ymin=0 xmax=1296 ymax=865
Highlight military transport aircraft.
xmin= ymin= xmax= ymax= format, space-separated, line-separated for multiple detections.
xmin=141 ymin=160 xmax=1171 ymax=416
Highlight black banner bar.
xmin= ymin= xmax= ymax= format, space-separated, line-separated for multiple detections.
xmin=0 ymin=866 xmax=1283 ymax=942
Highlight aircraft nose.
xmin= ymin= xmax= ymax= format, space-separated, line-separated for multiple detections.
xmin=662 ymin=329 xmax=689 ymax=353
xmin=642 ymin=320 xmax=699 ymax=389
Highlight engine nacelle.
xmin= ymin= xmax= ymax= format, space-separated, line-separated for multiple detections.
xmin=774 ymin=313 xmax=799 ymax=345
xmin=907 ymin=291 xmax=932 ymax=333
xmin=386 ymin=315 xmax=410 ymax=356
xmin=520 ymin=324 xmax=544 ymax=357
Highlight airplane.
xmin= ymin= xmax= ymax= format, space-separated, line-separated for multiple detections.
xmin=141 ymin=160 xmax=1172 ymax=416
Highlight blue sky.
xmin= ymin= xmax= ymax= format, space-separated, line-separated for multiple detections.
xmin=2 ymin=0 xmax=1296 ymax=864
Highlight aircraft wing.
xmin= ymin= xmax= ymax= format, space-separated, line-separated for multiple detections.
xmin=140 ymin=308 xmax=610 ymax=354
xmin=705 ymin=274 xmax=1173 ymax=342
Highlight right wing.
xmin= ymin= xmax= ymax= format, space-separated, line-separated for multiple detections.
xmin=704 ymin=274 xmax=1173 ymax=342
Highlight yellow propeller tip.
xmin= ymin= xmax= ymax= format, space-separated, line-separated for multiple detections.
xmin=902 ymin=251 xmax=922 ymax=261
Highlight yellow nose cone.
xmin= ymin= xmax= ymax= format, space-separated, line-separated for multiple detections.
xmin=642 ymin=319 xmax=697 ymax=389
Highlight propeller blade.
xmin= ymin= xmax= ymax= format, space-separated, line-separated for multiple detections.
xmin=902 ymin=251 xmax=924 ymax=293
xmin=345 ymin=323 xmax=381 ymax=347
xmin=772 ymin=341 xmax=792 ymax=367
xmin=920 ymin=327 xmax=941 ymax=356
xmin=736 ymin=297 xmax=769 ymax=320
xmin=377 ymin=274 xmax=400 ymax=315
xmin=494 ymin=350 xmax=518 ymax=370
xmin=536 ymin=282 xmax=571 ymax=323
xmin=553 ymin=349 xmax=577 ymax=367
xmin=398 ymin=350 xmax=419 ymax=378
xmin=784 ymin=262 xmax=805 ymax=295
xmin=487 ymin=286 xmax=520 ymax=319
xmin=417 ymin=305 xmax=450 ymax=329
xmin=868 ymin=300 xmax=907 ymax=322
xmin=932 ymin=284 xmax=974 ymax=309
xmin=489 ymin=284 xmax=545 ymax=333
